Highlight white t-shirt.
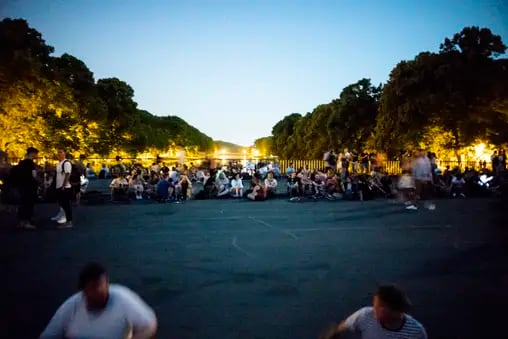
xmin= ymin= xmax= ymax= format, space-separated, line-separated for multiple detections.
xmin=231 ymin=178 xmax=243 ymax=188
xmin=40 ymin=284 xmax=157 ymax=339
xmin=343 ymin=307 xmax=427 ymax=339
xmin=56 ymin=160 xmax=72 ymax=189
xmin=264 ymin=178 xmax=278 ymax=189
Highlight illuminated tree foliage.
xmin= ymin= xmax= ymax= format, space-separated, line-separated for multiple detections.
xmin=269 ymin=26 xmax=507 ymax=159
xmin=374 ymin=26 xmax=508 ymax=157
xmin=270 ymin=79 xmax=381 ymax=158
xmin=0 ymin=18 xmax=213 ymax=158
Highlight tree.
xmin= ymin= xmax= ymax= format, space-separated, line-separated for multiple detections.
xmin=271 ymin=113 xmax=302 ymax=158
xmin=0 ymin=18 xmax=54 ymax=86
xmin=254 ymin=136 xmax=273 ymax=155
xmin=375 ymin=26 xmax=508 ymax=158
xmin=96 ymin=78 xmax=139 ymax=152
xmin=440 ymin=26 xmax=506 ymax=59
xmin=328 ymin=78 xmax=381 ymax=151
xmin=1 ymin=17 xmax=217 ymax=159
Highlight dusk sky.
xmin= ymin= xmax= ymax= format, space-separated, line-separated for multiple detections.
xmin=2 ymin=0 xmax=507 ymax=146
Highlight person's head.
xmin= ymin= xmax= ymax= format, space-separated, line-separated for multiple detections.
xmin=78 ymin=262 xmax=109 ymax=310
xmin=26 ymin=147 xmax=39 ymax=159
xmin=235 ymin=173 xmax=240 ymax=180
xmin=57 ymin=148 xmax=66 ymax=161
xmin=373 ymin=284 xmax=411 ymax=324
xmin=267 ymin=172 xmax=273 ymax=179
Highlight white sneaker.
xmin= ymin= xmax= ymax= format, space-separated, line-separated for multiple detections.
xmin=51 ymin=209 xmax=64 ymax=221
xmin=56 ymin=216 xmax=67 ymax=224
xmin=23 ymin=223 xmax=37 ymax=229
xmin=405 ymin=205 xmax=418 ymax=210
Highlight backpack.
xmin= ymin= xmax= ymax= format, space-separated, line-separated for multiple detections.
xmin=61 ymin=160 xmax=81 ymax=187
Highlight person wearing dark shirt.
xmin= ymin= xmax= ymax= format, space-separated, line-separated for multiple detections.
xmin=361 ymin=151 xmax=370 ymax=173
xmin=156 ymin=174 xmax=170 ymax=201
xmin=16 ymin=147 xmax=39 ymax=229
xmin=287 ymin=172 xmax=302 ymax=198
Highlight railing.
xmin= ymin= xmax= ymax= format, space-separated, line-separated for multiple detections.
xmin=277 ymin=160 xmax=490 ymax=175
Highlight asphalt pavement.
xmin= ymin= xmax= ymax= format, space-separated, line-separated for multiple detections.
xmin=0 ymin=190 xmax=507 ymax=339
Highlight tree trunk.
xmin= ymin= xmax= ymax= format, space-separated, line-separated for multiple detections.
xmin=452 ymin=129 xmax=461 ymax=164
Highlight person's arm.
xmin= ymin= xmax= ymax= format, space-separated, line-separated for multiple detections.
xmin=40 ymin=295 xmax=77 ymax=338
xmin=63 ymin=161 xmax=72 ymax=187
xmin=319 ymin=307 xmax=368 ymax=339
xmin=122 ymin=288 xmax=157 ymax=339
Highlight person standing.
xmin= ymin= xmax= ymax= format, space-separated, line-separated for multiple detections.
xmin=413 ymin=150 xmax=435 ymax=210
xmin=40 ymin=262 xmax=157 ymax=339
xmin=16 ymin=147 xmax=39 ymax=229
xmin=52 ymin=148 xmax=73 ymax=228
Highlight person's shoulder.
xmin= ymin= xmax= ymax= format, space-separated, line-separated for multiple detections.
xmin=110 ymin=284 xmax=140 ymax=301
xmin=404 ymin=314 xmax=427 ymax=333
xmin=356 ymin=306 xmax=375 ymax=316
xmin=60 ymin=291 xmax=84 ymax=310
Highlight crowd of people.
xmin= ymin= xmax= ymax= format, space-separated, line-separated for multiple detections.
xmin=1 ymin=146 xmax=507 ymax=229
xmin=4 ymin=146 xmax=506 ymax=338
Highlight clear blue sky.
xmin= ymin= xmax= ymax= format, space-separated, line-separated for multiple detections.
xmin=2 ymin=0 xmax=507 ymax=146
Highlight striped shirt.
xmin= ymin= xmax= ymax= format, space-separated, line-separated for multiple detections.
xmin=343 ymin=307 xmax=427 ymax=339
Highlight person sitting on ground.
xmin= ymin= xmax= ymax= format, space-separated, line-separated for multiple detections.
xmin=110 ymin=174 xmax=129 ymax=201
xmin=298 ymin=165 xmax=312 ymax=194
xmin=230 ymin=173 xmax=243 ymax=198
xmin=325 ymin=169 xmax=339 ymax=197
xmin=311 ymin=170 xmax=326 ymax=197
xmin=196 ymin=168 xmax=206 ymax=183
xmin=450 ymin=171 xmax=466 ymax=198
xmin=40 ymin=262 xmax=157 ymax=339
xmin=264 ymin=172 xmax=278 ymax=198
xmin=156 ymin=173 xmax=171 ymax=202
xmin=287 ymin=171 xmax=302 ymax=200
xmin=320 ymin=283 xmax=427 ymax=339
xmin=247 ymin=174 xmax=265 ymax=201
xmin=176 ymin=171 xmax=191 ymax=200
xmin=98 ymin=164 xmax=109 ymax=179
xmin=129 ymin=174 xmax=144 ymax=200
xmin=216 ymin=171 xmax=230 ymax=197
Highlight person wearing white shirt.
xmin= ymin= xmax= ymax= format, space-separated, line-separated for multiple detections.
xmin=230 ymin=173 xmax=244 ymax=197
xmin=40 ymin=262 xmax=157 ymax=339
xmin=50 ymin=148 xmax=73 ymax=228
xmin=216 ymin=172 xmax=230 ymax=197
xmin=264 ymin=172 xmax=278 ymax=198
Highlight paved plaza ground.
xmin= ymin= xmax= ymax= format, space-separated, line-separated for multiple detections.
xmin=1 ymin=188 xmax=507 ymax=338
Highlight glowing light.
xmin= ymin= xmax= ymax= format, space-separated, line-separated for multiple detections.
xmin=473 ymin=142 xmax=492 ymax=162
xmin=253 ymin=149 xmax=260 ymax=157
xmin=220 ymin=149 xmax=226 ymax=155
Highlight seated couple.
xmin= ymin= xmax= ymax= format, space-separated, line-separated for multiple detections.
xmin=216 ymin=172 xmax=246 ymax=198
xmin=156 ymin=173 xmax=192 ymax=201
xmin=246 ymin=172 xmax=279 ymax=201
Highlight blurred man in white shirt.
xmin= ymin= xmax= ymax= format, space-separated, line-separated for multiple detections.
xmin=40 ymin=262 xmax=157 ymax=339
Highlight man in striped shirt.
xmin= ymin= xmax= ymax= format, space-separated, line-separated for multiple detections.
xmin=321 ymin=284 xmax=427 ymax=339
